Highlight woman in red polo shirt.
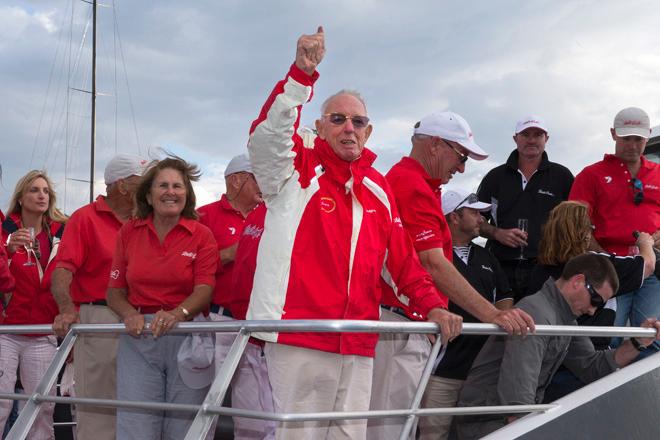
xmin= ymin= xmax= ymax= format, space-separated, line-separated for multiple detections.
xmin=107 ymin=156 xmax=218 ymax=439
xmin=0 ymin=170 xmax=67 ymax=439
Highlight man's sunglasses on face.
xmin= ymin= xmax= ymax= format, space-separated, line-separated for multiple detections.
xmin=323 ymin=113 xmax=370 ymax=129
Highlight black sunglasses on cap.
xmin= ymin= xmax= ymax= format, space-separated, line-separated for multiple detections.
xmin=584 ymin=278 xmax=605 ymax=309
xmin=323 ymin=113 xmax=370 ymax=129
xmin=453 ymin=193 xmax=479 ymax=212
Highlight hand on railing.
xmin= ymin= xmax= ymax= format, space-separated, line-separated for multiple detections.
xmin=426 ymin=308 xmax=463 ymax=345
xmin=52 ymin=310 xmax=80 ymax=338
xmin=492 ymin=308 xmax=536 ymax=336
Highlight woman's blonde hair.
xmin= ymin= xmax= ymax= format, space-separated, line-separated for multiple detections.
xmin=537 ymin=201 xmax=592 ymax=266
xmin=8 ymin=170 xmax=68 ymax=225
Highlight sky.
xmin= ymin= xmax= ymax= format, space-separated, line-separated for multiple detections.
xmin=2 ymin=0 xmax=660 ymax=214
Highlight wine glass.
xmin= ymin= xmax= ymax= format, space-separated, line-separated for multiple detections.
xmin=23 ymin=227 xmax=36 ymax=267
xmin=517 ymin=218 xmax=528 ymax=260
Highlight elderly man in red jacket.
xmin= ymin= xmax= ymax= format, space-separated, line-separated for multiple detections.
xmin=245 ymin=27 xmax=462 ymax=439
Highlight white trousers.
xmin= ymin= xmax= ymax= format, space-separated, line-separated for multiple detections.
xmin=211 ymin=311 xmax=276 ymax=439
xmin=265 ymin=343 xmax=373 ymax=440
xmin=0 ymin=334 xmax=57 ymax=440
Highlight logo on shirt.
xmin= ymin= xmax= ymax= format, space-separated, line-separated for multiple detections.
xmin=646 ymin=184 xmax=659 ymax=190
xmin=110 ymin=270 xmax=120 ymax=280
xmin=320 ymin=197 xmax=336 ymax=213
xmin=243 ymin=224 xmax=264 ymax=239
xmin=604 ymin=176 xmax=612 ymax=184
xmin=481 ymin=265 xmax=493 ymax=273
xmin=416 ymin=229 xmax=435 ymax=241
xmin=366 ymin=209 xmax=377 ymax=214
xmin=393 ymin=217 xmax=403 ymax=228
xmin=228 ymin=227 xmax=236 ymax=235
xmin=537 ymin=189 xmax=555 ymax=197
xmin=181 ymin=251 xmax=197 ymax=259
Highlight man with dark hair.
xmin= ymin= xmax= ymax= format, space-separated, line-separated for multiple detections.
xmin=569 ymin=107 xmax=660 ymax=356
xmin=454 ymin=253 xmax=660 ymax=440
xmin=418 ymin=189 xmax=514 ymax=440
xmin=478 ymin=116 xmax=574 ymax=301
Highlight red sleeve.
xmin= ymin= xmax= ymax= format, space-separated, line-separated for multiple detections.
xmin=55 ymin=210 xmax=85 ymax=274
xmin=193 ymin=226 xmax=219 ymax=288
xmin=395 ymin=181 xmax=447 ymax=253
xmin=108 ymin=225 xmax=128 ymax=289
xmin=0 ymin=244 xmax=15 ymax=292
xmin=382 ymin=192 xmax=448 ymax=318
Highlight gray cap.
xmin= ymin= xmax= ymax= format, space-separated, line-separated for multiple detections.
xmin=613 ymin=107 xmax=651 ymax=138
xmin=224 ymin=154 xmax=253 ymax=177
xmin=104 ymin=153 xmax=148 ymax=185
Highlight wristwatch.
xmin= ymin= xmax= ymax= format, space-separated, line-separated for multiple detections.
xmin=631 ymin=337 xmax=648 ymax=352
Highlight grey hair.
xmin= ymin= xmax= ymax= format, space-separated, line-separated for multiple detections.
xmin=320 ymin=89 xmax=368 ymax=115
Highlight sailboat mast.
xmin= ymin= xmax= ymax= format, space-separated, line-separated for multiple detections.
xmin=89 ymin=0 xmax=97 ymax=203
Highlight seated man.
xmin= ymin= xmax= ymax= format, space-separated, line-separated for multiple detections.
xmin=419 ymin=189 xmax=514 ymax=440
xmin=454 ymin=253 xmax=660 ymax=440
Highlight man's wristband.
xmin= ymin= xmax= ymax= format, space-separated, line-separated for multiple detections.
xmin=631 ymin=337 xmax=648 ymax=352
xmin=177 ymin=306 xmax=191 ymax=320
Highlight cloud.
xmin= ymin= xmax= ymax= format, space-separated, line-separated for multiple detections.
xmin=2 ymin=0 xmax=660 ymax=214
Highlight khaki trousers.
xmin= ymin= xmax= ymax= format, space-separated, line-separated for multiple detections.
xmin=367 ymin=308 xmax=431 ymax=440
xmin=74 ymin=305 xmax=119 ymax=440
xmin=265 ymin=343 xmax=373 ymax=440
xmin=418 ymin=375 xmax=464 ymax=440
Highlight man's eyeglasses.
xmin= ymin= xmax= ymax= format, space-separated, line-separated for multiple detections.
xmin=585 ymin=278 xmax=605 ymax=309
xmin=453 ymin=193 xmax=479 ymax=212
xmin=440 ymin=139 xmax=469 ymax=164
xmin=323 ymin=113 xmax=370 ymax=129
xmin=632 ymin=178 xmax=644 ymax=205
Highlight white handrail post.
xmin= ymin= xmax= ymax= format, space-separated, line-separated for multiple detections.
xmin=398 ymin=335 xmax=443 ymax=440
xmin=184 ymin=328 xmax=250 ymax=440
xmin=6 ymin=331 xmax=77 ymax=440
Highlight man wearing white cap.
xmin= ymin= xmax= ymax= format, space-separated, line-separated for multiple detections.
xmin=477 ymin=115 xmax=574 ymax=302
xmin=368 ymin=113 xmax=534 ymax=440
xmin=52 ymin=153 xmax=146 ymax=440
xmin=418 ymin=189 xmax=513 ymax=440
xmin=570 ymin=107 xmax=660 ymax=357
xmin=197 ymin=153 xmax=269 ymax=439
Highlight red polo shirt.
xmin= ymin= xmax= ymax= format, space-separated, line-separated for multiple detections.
xmin=570 ymin=155 xmax=660 ymax=255
xmin=56 ymin=196 xmax=124 ymax=303
xmin=386 ymin=157 xmax=453 ymax=260
xmin=198 ymin=195 xmax=248 ymax=307
xmin=108 ymin=216 xmax=218 ymax=308
xmin=230 ymin=203 xmax=266 ymax=320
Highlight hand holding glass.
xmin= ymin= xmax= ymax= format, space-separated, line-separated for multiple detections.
xmin=517 ymin=219 xmax=528 ymax=260
xmin=23 ymin=227 xmax=36 ymax=266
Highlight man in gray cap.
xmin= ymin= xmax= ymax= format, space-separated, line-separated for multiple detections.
xmin=570 ymin=107 xmax=660 ymax=357
xmin=52 ymin=153 xmax=147 ymax=440
xmin=368 ymin=112 xmax=534 ymax=440
xmin=197 ymin=153 xmax=268 ymax=439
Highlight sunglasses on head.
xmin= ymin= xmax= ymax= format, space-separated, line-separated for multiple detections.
xmin=632 ymin=178 xmax=644 ymax=205
xmin=584 ymin=278 xmax=605 ymax=309
xmin=453 ymin=193 xmax=479 ymax=212
xmin=323 ymin=113 xmax=370 ymax=129
xmin=440 ymin=139 xmax=469 ymax=164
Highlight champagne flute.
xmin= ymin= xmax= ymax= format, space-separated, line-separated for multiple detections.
xmin=517 ymin=218 xmax=528 ymax=260
xmin=23 ymin=227 xmax=36 ymax=266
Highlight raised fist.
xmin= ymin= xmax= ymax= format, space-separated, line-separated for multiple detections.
xmin=295 ymin=26 xmax=325 ymax=76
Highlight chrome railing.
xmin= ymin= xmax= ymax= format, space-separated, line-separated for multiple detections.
xmin=0 ymin=321 xmax=656 ymax=440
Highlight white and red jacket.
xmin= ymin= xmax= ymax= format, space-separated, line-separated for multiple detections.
xmin=246 ymin=63 xmax=447 ymax=357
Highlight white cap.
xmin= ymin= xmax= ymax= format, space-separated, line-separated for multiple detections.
xmin=515 ymin=115 xmax=548 ymax=135
xmin=177 ymin=315 xmax=215 ymax=389
xmin=613 ymin=107 xmax=651 ymax=138
xmin=441 ymin=189 xmax=491 ymax=215
xmin=414 ymin=111 xmax=488 ymax=160
xmin=224 ymin=154 xmax=253 ymax=177
xmin=104 ymin=153 xmax=148 ymax=185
